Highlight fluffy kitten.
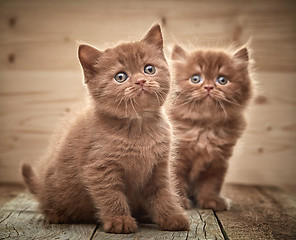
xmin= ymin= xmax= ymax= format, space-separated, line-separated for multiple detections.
xmin=170 ymin=45 xmax=252 ymax=211
xmin=21 ymin=25 xmax=189 ymax=233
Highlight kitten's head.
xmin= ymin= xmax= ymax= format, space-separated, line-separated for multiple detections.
xmin=78 ymin=24 xmax=170 ymax=118
xmin=171 ymin=45 xmax=252 ymax=120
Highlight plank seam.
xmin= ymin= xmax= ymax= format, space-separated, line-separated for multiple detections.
xmin=185 ymin=230 xmax=189 ymax=240
xmin=89 ymin=224 xmax=99 ymax=240
xmin=213 ymin=211 xmax=229 ymax=240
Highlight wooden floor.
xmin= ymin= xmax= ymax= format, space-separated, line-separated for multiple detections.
xmin=0 ymin=184 xmax=295 ymax=240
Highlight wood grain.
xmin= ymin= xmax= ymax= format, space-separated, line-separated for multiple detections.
xmin=0 ymin=0 xmax=295 ymax=186
xmin=91 ymin=209 xmax=223 ymax=239
xmin=0 ymin=192 xmax=223 ymax=240
xmin=92 ymin=224 xmax=189 ymax=240
xmin=187 ymin=208 xmax=224 ymax=240
xmin=226 ymin=71 xmax=296 ymax=186
xmin=1 ymin=184 xmax=296 ymax=239
xmin=0 ymin=193 xmax=96 ymax=240
xmin=0 ymin=183 xmax=24 ymax=208
xmin=0 ymin=0 xmax=295 ymax=71
xmin=217 ymin=184 xmax=296 ymax=240
xmin=1 ymin=71 xmax=295 ymax=186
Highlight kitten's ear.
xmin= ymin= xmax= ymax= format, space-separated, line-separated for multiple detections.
xmin=142 ymin=24 xmax=163 ymax=49
xmin=172 ymin=45 xmax=187 ymax=61
xmin=233 ymin=47 xmax=249 ymax=62
xmin=78 ymin=44 xmax=102 ymax=83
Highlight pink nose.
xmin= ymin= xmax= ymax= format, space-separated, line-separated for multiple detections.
xmin=204 ymin=85 xmax=214 ymax=92
xmin=135 ymin=79 xmax=146 ymax=87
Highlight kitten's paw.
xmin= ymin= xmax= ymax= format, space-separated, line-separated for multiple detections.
xmin=103 ymin=215 xmax=137 ymax=234
xmin=158 ymin=213 xmax=190 ymax=231
xmin=198 ymin=195 xmax=231 ymax=211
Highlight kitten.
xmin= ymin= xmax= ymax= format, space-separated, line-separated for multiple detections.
xmin=170 ymin=45 xmax=252 ymax=211
xmin=21 ymin=24 xmax=189 ymax=233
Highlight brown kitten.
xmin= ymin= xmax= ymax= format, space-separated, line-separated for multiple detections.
xmin=21 ymin=25 xmax=189 ymax=233
xmin=170 ymin=45 xmax=252 ymax=211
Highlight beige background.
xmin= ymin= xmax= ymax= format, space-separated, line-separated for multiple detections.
xmin=0 ymin=0 xmax=295 ymax=186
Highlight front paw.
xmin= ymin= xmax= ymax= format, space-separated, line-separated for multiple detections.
xmin=103 ymin=215 xmax=137 ymax=234
xmin=198 ymin=195 xmax=231 ymax=211
xmin=158 ymin=213 xmax=190 ymax=231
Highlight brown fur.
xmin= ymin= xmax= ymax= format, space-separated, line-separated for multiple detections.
xmin=170 ymin=45 xmax=253 ymax=211
xmin=21 ymin=25 xmax=189 ymax=233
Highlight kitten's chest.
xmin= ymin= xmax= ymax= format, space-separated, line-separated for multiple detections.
xmin=119 ymin=123 xmax=171 ymax=190
xmin=123 ymin=139 xmax=168 ymax=190
xmin=97 ymin=114 xmax=171 ymax=189
xmin=178 ymin=125 xmax=229 ymax=152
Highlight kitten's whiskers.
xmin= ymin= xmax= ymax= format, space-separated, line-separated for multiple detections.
xmin=217 ymin=100 xmax=229 ymax=119
xmin=177 ymin=99 xmax=195 ymax=107
xmin=125 ymin=87 xmax=138 ymax=97
xmin=116 ymin=95 xmax=126 ymax=110
xmin=147 ymin=81 xmax=160 ymax=89
xmin=223 ymin=97 xmax=242 ymax=107
xmin=174 ymin=92 xmax=185 ymax=104
xmin=157 ymin=91 xmax=165 ymax=102
xmin=129 ymin=98 xmax=140 ymax=118
xmin=153 ymin=90 xmax=161 ymax=106
xmin=124 ymin=98 xmax=128 ymax=118
xmin=214 ymin=92 xmax=242 ymax=108
xmin=189 ymin=99 xmax=197 ymax=115
xmin=133 ymin=99 xmax=142 ymax=108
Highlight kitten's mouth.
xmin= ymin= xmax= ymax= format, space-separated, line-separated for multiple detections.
xmin=204 ymin=92 xmax=213 ymax=99
xmin=136 ymin=88 xmax=147 ymax=96
xmin=202 ymin=93 xmax=217 ymax=103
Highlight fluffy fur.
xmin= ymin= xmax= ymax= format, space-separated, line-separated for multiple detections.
xmin=170 ymin=45 xmax=253 ymax=211
xmin=21 ymin=24 xmax=189 ymax=233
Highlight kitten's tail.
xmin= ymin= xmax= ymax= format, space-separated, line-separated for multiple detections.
xmin=21 ymin=163 xmax=39 ymax=195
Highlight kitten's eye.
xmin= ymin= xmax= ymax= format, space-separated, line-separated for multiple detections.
xmin=190 ymin=75 xmax=202 ymax=84
xmin=216 ymin=76 xmax=228 ymax=85
xmin=144 ymin=65 xmax=156 ymax=75
xmin=114 ymin=72 xmax=128 ymax=83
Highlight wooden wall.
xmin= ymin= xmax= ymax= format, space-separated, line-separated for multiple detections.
xmin=0 ymin=0 xmax=295 ymax=186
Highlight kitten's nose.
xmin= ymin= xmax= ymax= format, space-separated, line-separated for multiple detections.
xmin=135 ymin=79 xmax=146 ymax=87
xmin=204 ymin=85 xmax=214 ymax=92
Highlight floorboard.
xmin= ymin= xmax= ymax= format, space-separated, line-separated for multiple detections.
xmin=216 ymin=184 xmax=296 ymax=240
xmin=0 ymin=193 xmax=96 ymax=240
xmin=0 ymin=183 xmax=24 ymax=208
xmin=0 ymin=184 xmax=295 ymax=240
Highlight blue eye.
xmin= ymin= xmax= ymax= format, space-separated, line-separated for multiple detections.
xmin=216 ymin=76 xmax=228 ymax=85
xmin=114 ymin=72 xmax=128 ymax=83
xmin=144 ymin=65 xmax=156 ymax=75
xmin=190 ymin=75 xmax=202 ymax=84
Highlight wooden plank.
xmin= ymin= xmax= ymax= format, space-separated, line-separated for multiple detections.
xmin=1 ymin=184 xmax=296 ymax=239
xmin=0 ymin=70 xmax=85 ymax=183
xmin=91 ymin=209 xmax=223 ymax=239
xmin=0 ymin=191 xmax=223 ymax=240
xmin=0 ymin=192 xmax=96 ymax=240
xmin=257 ymin=186 xmax=296 ymax=239
xmin=92 ymin=224 xmax=188 ymax=240
xmin=216 ymin=184 xmax=296 ymax=240
xmin=280 ymin=185 xmax=296 ymax=199
xmin=1 ymin=70 xmax=295 ymax=187
xmin=187 ymin=209 xmax=224 ymax=240
xmin=226 ymin=71 xmax=296 ymax=186
xmin=0 ymin=0 xmax=295 ymax=72
xmin=0 ymin=183 xmax=24 ymax=208
xmin=0 ymin=0 xmax=296 ymax=187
